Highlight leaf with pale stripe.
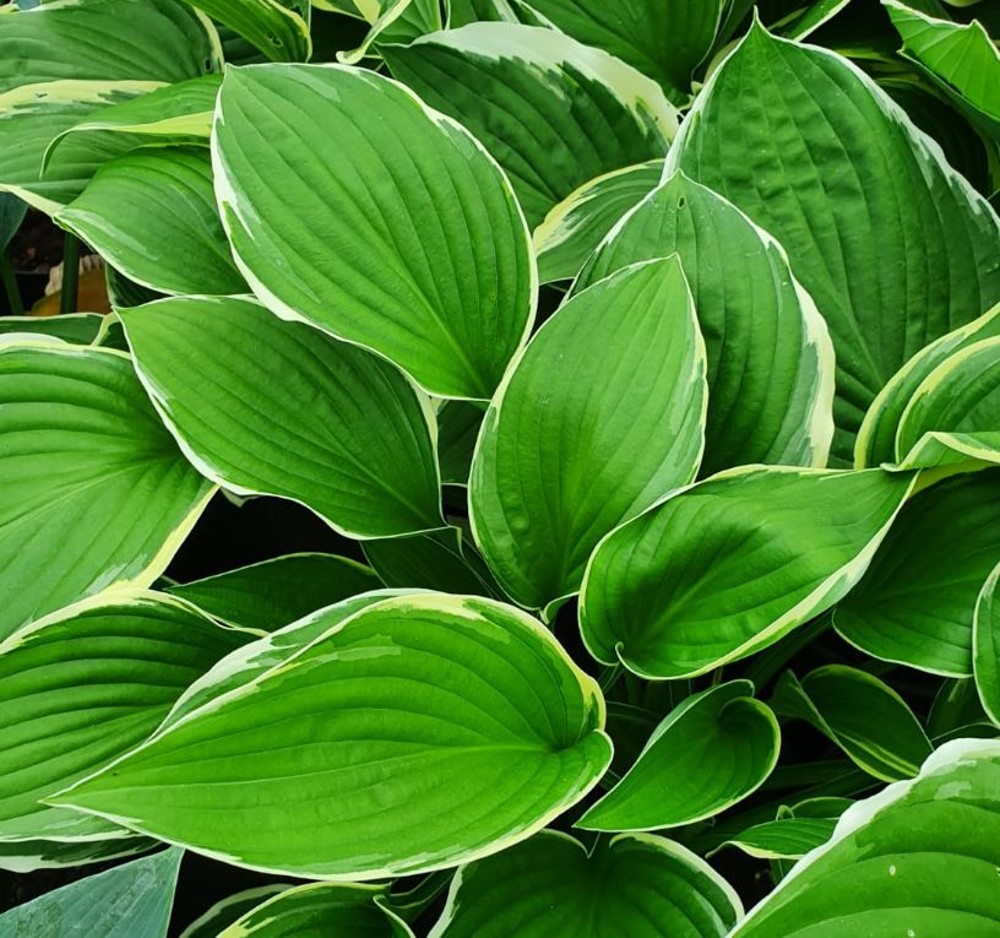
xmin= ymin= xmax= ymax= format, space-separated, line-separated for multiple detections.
xmin=212 ymin=62 xmax=534 ymax=400
xmin=184 ymin=0 xmax=311 ymax=62
xmin=973 ymin=562 xmax=1000 ymax=727
xmin=119 ymin=295 xmax=443 ymax=539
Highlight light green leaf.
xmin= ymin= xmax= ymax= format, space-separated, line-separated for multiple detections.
xmin=834 ymin=470 xmax=1000 ymax=676
xmin=0 ymin=312 xmax=105 ymax=343
xmin=0 ymin=847 xmax=182 ymax=938
xmin=517 ymin=0 xmax=726 ymax=101
xmin=213 ymin=62 xmax=535 ymax=400
xmin=220 ymin=883 xmax=415 ymax=937
xmin=577 ymin=170 xmax=835 ymax=474
xmin=0 ymin=339 xmax=213 ymax=642
xmin=471 ymin=257 xmax=707 ymax=612
xmin=581 ymin=467 xmax=916 ymax=679
xmin=52 ymin=594 xmax=612 ymax=879
xmin=772 ymin=666 xmax=932 ymax=781
xmin=885 ymin=0 xmax=1000 ymax=127
xmin=185 ymin=0 xmax=311 ymax=61
xmin=578 ymin=681 xmax=780 ymax=831
xmin=894 ymin=336 xmax=1000 ymax=464
xmin=0 ymin=590 xmax=247 ymax=843
xmin=670 ymin=22 xmax=1000 ymax=463
xmin=974 ymin=563 xmax=1000 ymax=727
xmin=436 ymin=400 xmax=485 ymax=485
xmin=729 ymin=738 xmax=1000 ymax=937
xmin=58 ymin=146 xmax=246 ymax=296
xmin=532 ymin=160 xmax=662 ymax=284
xmin=119 ymin=295 xmax=444 ymax=539
xmin=382 ymin=23 xmax=678 ymax=227
xmin=0 ymin=0 xmax=221 ymax=93
xmin=718 ymin=799 xmax=852 ymax=861
xmin=856 ymin=300 xmax=1000 ymax=468
xmin=166 ymin=553 xmax=380 ymax=630
xmin=784 ymin=0 xmax=852 ymax=39
xmin=429 ymin=830 xmax=742 ymax=938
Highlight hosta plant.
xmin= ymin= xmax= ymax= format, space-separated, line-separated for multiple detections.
xmin=1 ymin=0 xmax=999 ymax=935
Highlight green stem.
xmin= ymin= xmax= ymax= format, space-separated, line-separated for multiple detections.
xmin=0 ymin=249 xmax=22 ymax=314
xmin=60 ymin=232 xmax=80 ymax=316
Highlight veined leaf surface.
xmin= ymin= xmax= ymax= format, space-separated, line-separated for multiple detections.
xmin=471 ymin=258 xmax=707 ymax=611
xmin=184 ymin=0 xmax=312 ymax=62
xmin=53 ymin=594 xmax=612 ymax=879
xmin=580 ymin=467 xmax=915 ymax=678
xmin=212 ymin=62 xmax=535 ymax=400
xmin=119 ymin=295 xmax=444 ymax=539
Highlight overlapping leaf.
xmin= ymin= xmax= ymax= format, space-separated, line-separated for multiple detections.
xmin=212 ymin=62 xmax=535 ymax=399
xmin=119 ymin=295 xmax=443 ymax=538
xmin=184 ymin=0 xmax=312 ymax=62
xmin=973 ymin=562 xmax=1000 ymax=727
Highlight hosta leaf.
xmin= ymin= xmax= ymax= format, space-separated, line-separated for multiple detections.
xmin=518 ymin=1 xmax=726 ymax=101
xmin=669 ymin=22 xmax=1000 ymax=462
xmin=771 ymin=666 xmax=932 ymax=781
xmin=58 ymin=146 xmax=246 ymax=296
xmin=382 ymin=23 xmax=678 ymax=227
xmin=119 ymin=295 xmax=443 ymax=539
xmin=718 ymin=799 xmax=852 ymax=861
xmin=729 ymin=738 xmax=1000 ymax=937
xmin=0 ymin=0 xmax=220 ymax=93
xmin=220 ymin=883 xmax=414 ymax=937
xmin=470 ymin=257 xmax=707 ymax=612
xmin=835 ymin=470 xmax=1000 ymax=676
xmin=0 ymin=312 xmax=105 ymax=344
xmin=577 ymin=170 xmax=835 ymax=474
xmin=166 ymin=553 xmax=380 ymax=630
xmin=578 ymin=680 xmax=780 ymax=831
xmin=894 ymin=336 xmax=1000 ymax=463
xmin=0 ymin=192 xmax=26 ymax=250
xmin=0 ymin=591 xmax=247 ymax=843
xmin=532 ymin=160 xmax=662 ymax=284
xmin=179 ymin=886 xmax=290 ymax=938
xmin=184 ymin=0 xmax=312 ymax=62
xmin=437 ymin=400 xmax=485 ymax=485
xmin=429 ymin=830 xmax=742 ymax=938
xmin=856 ymin=300 xmax=1000 ymax=468
xmin=885 ymin=0 xmax=1000 ymax=128
xmin=53 ymin=594 xmax=612 ymax=879
xmin=929 ymin=677 xmax=991 ymax=740
xmin=0 ymin=836 xmax=156 ymax=875
xmin=581 ymin=467 xmax=915 ymax=679
xmin=974 ymin=563 xmax=1000 ymax=727
xmin=0 ymin=339 xmax=213 ymax=641
xmin=213 ymin=62 xmax=534 ymax=400
xmin=0 ymin=847 xmax=182 ymax=938
xmin=783 ymin=0 xmax=852 ymax=39
xmin=337 ymin=0 xmax=444 ymax=65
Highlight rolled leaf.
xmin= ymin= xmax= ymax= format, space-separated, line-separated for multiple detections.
xmin=669 ymin=22 xmax=1000 ymax=462
xmin=382 ymin=23 xmax=678 ymax=227
xmin=52 ymin=594 xmax=612 ymax=879
xmin=212 ymin=62 xmax=535 ymax=400
xmin=581 ymin=467 xmax=916 ymax=678
xmin=429 ymin=830 xmax=742 ymax=937
xmin=184 ymin=0 xmax=312 ymax=62
xmin=578 ymin=681 xmax=780 ymax=831
xmin=471 ymin=257 xmax=707 ymax=611
xmin=119 ymin=295 xmax=444 ymax=539
xmin=577 ymin=170 xmax=835 ymax=473
xmin=0 ymin=338 xmax=213 ymax=641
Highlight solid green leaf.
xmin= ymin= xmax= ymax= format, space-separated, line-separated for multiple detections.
xmin=470 ymin=257 xmax=707 ymax=611
xmin=835 ymin=470 xmax=1000 ymax=676
xmin=772 ymin=666 xmax=933 ymax=781
xmin=185 ymin=0 xmax=311 ymax=62
xmin=213 ymin=62 xmax=534 ymax=400
xmin=532 ymin=160 xmax=662 ymax=283
xmin=119 ymin=295 xmax=444 ymax=539
xmin=856 ymin=300 xmax=1000 ymax=468
xmin=0 ymin=847 xmax=182 ymax=937
xmin=519 ymin=0 xmax=726 ymax=101
xmin=670 ymin=22 xmax=1000 ymax=462
xmin=382 ymin=23 xmax=678 ymax=227
xmin=729 ymin=738 xmax=1000 ymax=937
xmin=0 ymin=590 xmax=247 ymax=843
xmin=578 ymin=680 xmax=780 ymax=831
xmin=436 ymin=400 xmax=485 ymax=485
xmin=577 ymin=170 xmax=835 ymax=474
xmin=220 ymin=883 xmax=414 ymax=937
xmin=166 ymin=553 xmax=380 ymax=630
xmin=581 ymin=467 xmax=915 ymax=678
xmin=0 ymin=191 xmax=26 ymax=250
xmin=58 ymin=146 xmax=246 ymax=296
xmin=429 ymin=830 xmax=742 ymax=937
xmin=974 ymin=563 xmax=1000 ymax=727
xmin=53 ymin=594 xmax=612 ymax=879
xmin=0 ymin=338 xmax=213 ymax=642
